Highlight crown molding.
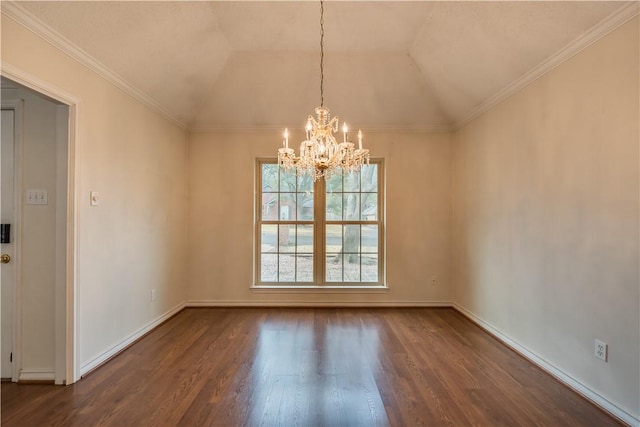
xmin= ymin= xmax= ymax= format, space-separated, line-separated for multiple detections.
xmin=455 ymin=2 xmax=640 ymax=130
xmin=189 ymin=123 xmax=454 ymax=134
xmin=1 ymin=2 xmax=187 ymax=130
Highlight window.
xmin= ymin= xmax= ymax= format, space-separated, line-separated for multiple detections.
xmin=256 ymin=159 xmax=384 ymax=287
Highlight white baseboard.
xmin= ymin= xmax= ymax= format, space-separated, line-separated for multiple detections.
xmin=79 ymin=302 xmax=185 ymax=377
xmin=453 ymin=303 xmax=639 ymax=427
xmin=186 ymin=300 xmax=453 ymax=308
xmin=18 ymin=369 xmax=55 ymax=382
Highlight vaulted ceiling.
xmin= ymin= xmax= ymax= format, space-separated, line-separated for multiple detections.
xmin=6 ymin=1 xmax=633 ymax=131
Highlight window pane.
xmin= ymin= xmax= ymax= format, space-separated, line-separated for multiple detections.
xmin=296 ymin=255 xmax=313 ymax=282
xmin=362 ymin=254 xmax=378 ymax=282
xmin=326 ymin=254 xmax=342 ymax=282
xmin=326 ymin=225 xmax=342 ymax=252
xmin=261 ymin=193 xmax=278 ymax=220
xmin=343 ymin=193 xmax=360 ymax=220
xmin=262 ymin=164 xmax=279 ymax=192
xmin=261 ymin=254 xmax=277 ymax=282
xmin=361 ymin=193 xmax=377 ymax=221
xmin=280 ymin=169 xmax=296 ymax=192
xmin=261 ymin=225 xmax=277 ymax=252
xmin=325 ymin=193 xmax=342 ymax=220
xmin=296 ymin=225 xmax=314 ymax=253
xmin=326 ymin=173 xmax=342 ymax=193
xmin=279 ymin=225 xmax=295 ymax=253
xmin=344 ymin=171 xmax=360 ymax=191
xmin=297 ymin=192 xmax=314 ymax=220
xmin=279 ymin=254 xmax=295 ymax=282
xmin=361 ymin=164 xmax=378 ymax=192
xmin=361 ymin=225 xmax=378 ymax=253
xmin=279 ymin=193 xmax=296 ymax=220
xmin=343 ymin=254 xmax=360 ymax=282
xmin=297 ymin=174 xmax=313 ymax=193
xmin=343 ymin=225 xmax=360 ymax=253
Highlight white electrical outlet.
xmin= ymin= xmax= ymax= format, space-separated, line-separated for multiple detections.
xmin=151 ymin=289 xmax=157 ymax=302
xmin=594 ymin=339 xmax=608 ymax=362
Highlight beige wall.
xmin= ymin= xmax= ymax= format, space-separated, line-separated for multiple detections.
xmin=452 ymin=17 xmax=639 ymax=418
xmin=2 ymin=16 xmax=188 ymax=377
xmin=187 ymin=131 xmax=452 ymax=305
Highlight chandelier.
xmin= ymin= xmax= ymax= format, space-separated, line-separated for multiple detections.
xmin=278 ymin=0 xmax=370 ymax=181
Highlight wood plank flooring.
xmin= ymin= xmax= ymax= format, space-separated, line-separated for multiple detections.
xmin=1 ymin=308 xmax=623 ymax=426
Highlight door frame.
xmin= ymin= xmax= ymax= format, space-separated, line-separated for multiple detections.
xmin=1 ymin=100 xmax=23 ymax=383
xmin=1 ymin=62 xmax=80 ymax=384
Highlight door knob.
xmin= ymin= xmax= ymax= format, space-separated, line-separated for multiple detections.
xmin=0 ymin=254 xmax=10 ymax=264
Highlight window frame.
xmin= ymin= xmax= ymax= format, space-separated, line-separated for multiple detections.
xmin=254 ymin=158 xmax=385 ymax=288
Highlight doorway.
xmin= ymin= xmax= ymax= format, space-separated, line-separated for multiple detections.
xmin=1 ymin=106 xmax=19 ymax=381
xmin=1 ymin=74 xmax=76 ymax=385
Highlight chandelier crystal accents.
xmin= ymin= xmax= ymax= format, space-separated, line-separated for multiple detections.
xmin=277 ymin=0 xmax=370 ymax=181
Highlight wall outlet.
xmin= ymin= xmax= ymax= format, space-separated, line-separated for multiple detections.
xmin=594 ymin=339 xmax=608 ymax=362
xmin=431 ymin=276 xmax=437 ymax=286
xmin=151 ymin=289 xmax=157 ymax=302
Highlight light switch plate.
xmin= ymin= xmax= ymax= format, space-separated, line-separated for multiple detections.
xmin=26 ymin=189 xmax=48 ymax=205
xmin=90 ymin=191 xmax=99 ymax=206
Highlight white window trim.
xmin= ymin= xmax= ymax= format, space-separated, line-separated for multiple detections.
xmin=254 ymin=158 xmax=386 ymax=289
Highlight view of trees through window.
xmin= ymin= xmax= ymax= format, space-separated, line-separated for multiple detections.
xmin=257 ymin=160 xmax=383 ymax=285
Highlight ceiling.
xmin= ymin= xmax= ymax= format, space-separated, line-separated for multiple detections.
xmin=6 ymin=1 xmax=633 ymax=131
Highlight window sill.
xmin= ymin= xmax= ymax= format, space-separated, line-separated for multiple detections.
xmin=251 ymin=285 xmax=389 ymax=294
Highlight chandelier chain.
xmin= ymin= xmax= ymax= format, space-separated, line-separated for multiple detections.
xmin=319 ymin=0 xmax=324 ymax=108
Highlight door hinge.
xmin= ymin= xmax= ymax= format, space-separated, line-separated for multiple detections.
xmin=9 ymin=352 xmax=12 ymax=363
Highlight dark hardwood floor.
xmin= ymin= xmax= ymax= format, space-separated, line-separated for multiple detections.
xmin=1 ymin=308 xmax=623 ymax=426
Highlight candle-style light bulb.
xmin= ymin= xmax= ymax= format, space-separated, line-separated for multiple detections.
xmin=342 ymin=122 xmax=348 ymax=143
xmin=284 ymin=128 xmax=289 ymax=149
xmin=358 ymin=130 xmax=363 ymax=150
xmin=306 ymin=119 xmax=312 ymax=140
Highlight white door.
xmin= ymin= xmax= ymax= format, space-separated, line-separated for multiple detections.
xmin=1 ymin=108 xmax=16 ymax=379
